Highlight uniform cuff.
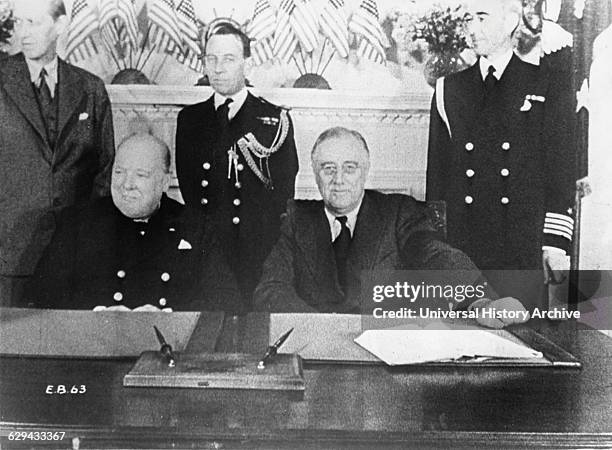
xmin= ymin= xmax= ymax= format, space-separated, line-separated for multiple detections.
xmin=542 ymin=246 xmax=567 ymax=255
xmin=543 ymin=212 xmax=573 ymax=241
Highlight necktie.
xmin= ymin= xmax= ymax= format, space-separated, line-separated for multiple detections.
xmin=38 ymin=68 xmax=52 ymax=105
xmin=333 ymin=216 xmax=352 ymax=294
xmin=484 ymin=65 xmax=497 ymax=95
xmin=216 ymin=97 xmax=233 ymax=130
xmin=37 ymin=68 xmax=55 ymax=147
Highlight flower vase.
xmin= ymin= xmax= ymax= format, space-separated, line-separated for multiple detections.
xmin=424 ymin=51 xmax=468 ymax=87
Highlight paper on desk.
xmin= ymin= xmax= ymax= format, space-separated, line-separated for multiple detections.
xmin=269 ymin=313 xmax=380 ymax=362
xmin=354 ymin=326 xmax=543 ymax=365
xmin=0 ymin=308 xmax=213 ymax=357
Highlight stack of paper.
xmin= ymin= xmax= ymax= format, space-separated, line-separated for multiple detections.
xmin=354 ymin=326 xmax=543 ymax=365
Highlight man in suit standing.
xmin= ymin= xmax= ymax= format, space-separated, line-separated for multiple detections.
xmin=23 ymin=133 xmax=241 ymax=312
xmin=0 ymin=0 xmax=115 ymax=306
xmin=255 ymin=127 xmax=528 ymax=328
xmin=426 ymin=0 xmax=575 ymax=302
xmin=175 ymin=22 xmax=298 ymax=308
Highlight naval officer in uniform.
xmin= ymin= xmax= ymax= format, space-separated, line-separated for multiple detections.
xmin=426 ymin=0 xmax=575 ymax=302
xmin=175 ymin=22 xmax=298 ymax=307
xmin=22 ymin=133 xmax=241 ymax=312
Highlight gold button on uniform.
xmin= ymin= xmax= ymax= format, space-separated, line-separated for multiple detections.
xmin=232 ymin=217 xmax=240 ymax=225
xmin=501 ymin=142 xmax=510 ymax=151
xmin=501 ymin=197 xmax=509 ymax=205
xmin=117 ymin=270 xmax=126 ymax=279
xmin=465 ymin=196 xmax=474 ymax=204
xmin=465 ymin=142 xmax=474 ymax=151
xmin=237 ymin=163 xmax=244 ymax=171
xmin=161 ymin=272 xmax=170 ymax=282
xmin=234 ymin=181 xmax=242 ymax=189
xmin=201 ymin=180 xmax=208 ymax=187
xmin=466 ymin=169 xmax=475 ymax=178
xmin=159 ymin=298 xmax=167 ymax=307
xmin=200 ymin=198 xmax=208 ymax=205
xmin=113 ymin=292 xmax=123 ymax=302
xmin=500 ymin=168 xmax=510 ymax=177
xmin=202 ymin=162 xmax=211 ymax=170
xmin=233 ymin=199 xmax=241 ymax=206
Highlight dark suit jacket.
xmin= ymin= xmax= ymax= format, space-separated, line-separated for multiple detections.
xmin=23 ymin=195 xmax=242 ymax=312
xmin=0 ymin=53 xmax=115 ymax=276
xmin=254 ymin=190 xmax=480 ymax=313
xmin=426 ymin=54 xmax=575 ymax=271
xmin=175 ymin=91 xmax=298 ymax=303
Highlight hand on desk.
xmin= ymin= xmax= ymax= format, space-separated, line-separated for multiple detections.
xmin=469 ymin=297 xmax=530 ymax=329
xmin=93 ymin=305 xmax=174 ymax=312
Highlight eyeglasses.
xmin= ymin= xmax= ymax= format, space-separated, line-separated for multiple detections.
xmin=318 ymin=163 xmax=362 ymax=178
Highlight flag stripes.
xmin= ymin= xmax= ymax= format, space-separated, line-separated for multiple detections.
xmin=248 ymin=0 xmax=276 ymax=65
xmin=348 ymin=0 xmax=387 ymax=64
xmin=289 ymin=0 xmax=319 ymax=53
xmin=117 ymin=0 xmax=139 ymax=48
xmin=273 ymin=0 xmax=298 ymax=63
xmin=319 ymin=0 xmax=349 ymax=58
xmin=65 ymin=0 xmax=99 ymax=62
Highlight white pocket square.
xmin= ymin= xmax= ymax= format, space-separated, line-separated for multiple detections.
xmin=79 ymin=112 xmax=89 ymax=121
xmin=178 ymin=239 xmax=192 ymax=250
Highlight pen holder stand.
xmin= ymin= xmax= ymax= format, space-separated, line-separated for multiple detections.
xmin=123 ymin=351 xmax=305 ymax=391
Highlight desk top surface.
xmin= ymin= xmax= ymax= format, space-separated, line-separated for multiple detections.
xmin=1 ymin=311 xmax=611 ymax=449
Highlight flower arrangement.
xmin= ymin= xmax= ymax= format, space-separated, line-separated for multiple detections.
xmin=0 ymin=0 xmax=13 ymax=46
xmin=411 ymin=4 xmax=470 ymax=55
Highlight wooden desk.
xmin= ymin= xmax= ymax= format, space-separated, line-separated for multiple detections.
xmin=1 ymin=313 xmax=611 ymax=449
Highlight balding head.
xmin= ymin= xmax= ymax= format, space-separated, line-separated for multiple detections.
xmin=111 ymin=133 xmax=171 ymax=220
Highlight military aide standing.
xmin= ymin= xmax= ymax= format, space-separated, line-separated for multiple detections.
xmin=175 ymin=23 xmax=298 ymax=307
xmin=0 ymin=0 xmax=114 ymax=306
xmin=426 ymin=0 xmax=575 ymax=298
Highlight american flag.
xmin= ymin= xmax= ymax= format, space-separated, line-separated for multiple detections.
xmin=174 ymin=0 xmax=202 ymax=72
xmin=99 ymin=0 xmax=120 ymax=50
xmin=289 ymin=0 xmax=319 ymax=53
xmin=273 ymin=0 xmax=298 ymax=64
xmin=65 ymin=0 xmax=99 ymax=62
xmin=148 ymin=0 xmax=183 ymax=54
xmin=247 ymin=0 xmax=276 ymax=65
xmin=319 ymin=0 xmax=349 ymax=58
xmin=117 ymin=0 xmax=139 ymax=49
xmin=348 ymin=0 xmax=387 ymax=64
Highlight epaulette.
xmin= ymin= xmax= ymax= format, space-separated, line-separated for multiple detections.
xmin=256 ymin=95 xmax=292 ymax=111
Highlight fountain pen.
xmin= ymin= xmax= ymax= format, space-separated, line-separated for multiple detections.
xmin=153 ymin=325 xmax=176 ymax=367
xmin=258 ymin=327 xmax=294 ymax=369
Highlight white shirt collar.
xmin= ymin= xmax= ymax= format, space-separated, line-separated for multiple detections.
xmin=214 ymin=88 xmax=248 ymax=120
xmin=478 ymin=49 xmax=514 ymax=81
xmin=26 ymin=56 xmax=59 ymax=98
xmin=324 ymin=196 xmax=364 ymax=241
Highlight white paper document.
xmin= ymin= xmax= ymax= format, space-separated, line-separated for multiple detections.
xmin=270 ymin=313 xmax=543 ymax=365
xmin=355 ymin=326 xmax=543 ymax=365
